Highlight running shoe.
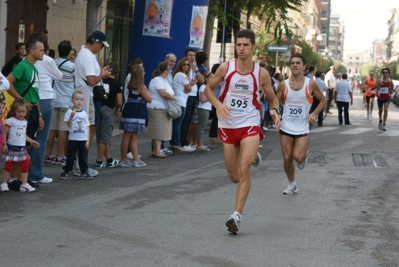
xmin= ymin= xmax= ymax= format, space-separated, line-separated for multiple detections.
xmin=382 ymin=125 xmax=386 ymax=131
xmin=74 ymin=168 xmax=98 ymax=177
xmin=297 ymin=161 xmax=306 ymax=170
xmin=283 ymin=183 xmax=298 ymax=195
xmin=107 ymin=159 xmax=121 ymax=168
xmin=19 ymin=183 xmax=36 ymax=192
xmin=1 ymin=183 xmax=9 ymax=192
xmin=160 ymin=148 xmax=173 ymax=155
xmin=79 ymin=172 xmax=93 ymax=180
xmin=262 ymin=126 xmax=269 ymax=132
xmin=120 ymin=161 xmax=134 ymax=167
xmin=370 ymin=113 xmax=373 ymax=118
xmin=225 ymin=212 xmax=241 ymax=234
xmin=127 ymin=152 xmax=134 ymax=160
xmin=378 ymin=122 xmax=383 ymax=130
xmin=59 ymin=172 xmax=69 ymax=180
xmin=44 ymin=155 xmax=55 ymax=164
xmin=134 ymin=161 xmax=147 ymax=167
xmin=252 ymin=151 xmax=262 ymax=167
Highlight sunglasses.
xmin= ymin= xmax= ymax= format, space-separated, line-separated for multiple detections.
xmin=183 ymin=63 xmax=190 ymax=66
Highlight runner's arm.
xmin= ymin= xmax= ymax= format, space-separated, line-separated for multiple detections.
xmin=309 ymin=80 xmax=327 ymax=118
xmin=204 ymin=62 xmax=230 ymax=121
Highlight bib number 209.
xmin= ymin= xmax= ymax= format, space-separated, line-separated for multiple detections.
xmin=289 ymin=107 xmax=302 ymax=115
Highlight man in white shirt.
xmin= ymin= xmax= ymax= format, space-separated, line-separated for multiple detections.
xmin=325 ymin=66 xmax=336 ymax=114
xmin=75 ymin=31 xmax=111 ymax=176
xmin=334 ymin=73 xmax=353 ymax=125
xmin=28 ymin=32 xmax=63 ymax=184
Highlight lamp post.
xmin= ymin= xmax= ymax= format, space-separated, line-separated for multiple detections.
xmin=305 ymin=29 xmax=323 ymax=52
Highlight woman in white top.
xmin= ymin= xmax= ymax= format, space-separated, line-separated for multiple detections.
xmin=147 ymin=62 xmax=177 ymax=158
xmin=196 ymin=71 xmax=213 ymax=151
xmin=170 ymin=58 xmax=195 ymax=152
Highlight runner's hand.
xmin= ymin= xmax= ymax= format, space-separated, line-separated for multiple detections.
xmin=307 ymin=114 xmax=316 ymax=125
xmin=216 ymin=104 xmax=230 ymax=121
xmin=270 ymin=110 xmax=281 ymax=130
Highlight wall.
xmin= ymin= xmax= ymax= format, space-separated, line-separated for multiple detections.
xmin=0 ymin=1 xmax=7 ymax=67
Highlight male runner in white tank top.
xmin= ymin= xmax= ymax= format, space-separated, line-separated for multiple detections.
xmin=205 ymin=29 xmax=280 ymax=234
xmin=275 ymin=54 xmax=326 ymax=195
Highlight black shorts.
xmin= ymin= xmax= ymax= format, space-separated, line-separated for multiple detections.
xmin=279 ymin=129 xmax=308 ymax=138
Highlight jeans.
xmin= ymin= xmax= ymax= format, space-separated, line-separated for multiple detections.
xmin=336 ymin=101 xmax=350 ymax=125
xmin=170 ymin=106 xmax=186 ymax=147
xmin=327 ymin=88 xmax=334 ymax=112
xmin=29 ymin=99 xmax=52 ymax=181
xmin=64 ymin=140 xmax=88 ymax=173
xmin=310 ymin=97 xmax=324 ymax=126
xmin=180 ymin=96 xmax=197 ymax=146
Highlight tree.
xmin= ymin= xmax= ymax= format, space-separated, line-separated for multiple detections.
xmin=203 ymin=0 xmax=302 ymax=61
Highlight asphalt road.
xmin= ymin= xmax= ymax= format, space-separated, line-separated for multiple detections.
xmin=1 ymin=91 xmax=398 ymax=267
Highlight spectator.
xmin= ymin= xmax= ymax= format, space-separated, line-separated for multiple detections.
xmin=94 ymin=62 xmax=122 ymax=168
xmin=147 ymin=62 xmax=177 ymax=158
xmin=45 ymin=40 xmax=75 ymax=166
xmin=28 ymin=31 xmax=62 ymax=185
xmin=1 ymin=99 xmax=40 ymax=192
xmin=1 ymin=42 xmax=26 ymax=76
xmin=119 ymin=65 xmax=152 ymax=167
xmin=196 ymin=70 xmax=213 ymax=151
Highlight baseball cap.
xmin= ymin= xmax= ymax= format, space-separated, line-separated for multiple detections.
xmin=330 ymin=66 xmax=335 ymax=69
xmin=91 ymin=31 xmax=109 ymax=48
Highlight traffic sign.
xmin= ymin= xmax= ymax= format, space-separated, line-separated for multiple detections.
xmin=267 ymin=45 xmax=288 ymax=52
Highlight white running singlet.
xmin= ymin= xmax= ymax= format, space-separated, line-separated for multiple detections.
xmin=218 ymin=59 xmax=261 ymax=129
xmin=280 ymin=77 xmax=313 ymax=135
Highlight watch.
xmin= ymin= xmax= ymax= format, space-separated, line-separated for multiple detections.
xmin=39 ymin=112 xmax=42 ymax=117
xmin=272 ymin=108 xmax=280 ymax=115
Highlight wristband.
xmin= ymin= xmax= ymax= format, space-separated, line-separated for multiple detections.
xmin=39 ymin=112 xmax=42 ymax=117
xmin=194 ymin=70 xmax=199 ymax=73
xmin=271 ymin=108 xmax=280 ymax=115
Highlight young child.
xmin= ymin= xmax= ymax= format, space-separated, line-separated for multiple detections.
xmin=196 ymin=71 xmax=213 ymax=151
xmin=60 ymin=91 xmax=92 ymax=180
xmin=119 ymin=64 xmax=152 ymax=167
xmin=1 ymin=99 xmax=40 ymax=192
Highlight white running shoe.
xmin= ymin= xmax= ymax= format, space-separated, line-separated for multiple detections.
xmin=20 ymin=183 xmax=36 ymax=193
xmin=378 ymin=122 xmax=383 ymax=130
xmin=226 ymin=212 xmax=241 ymax=234
xmin=1 ymin=183 xmax=9 ymax=192
xmin=283 ymin=183 xmax=298 ymax=195
xmin=127 ymin=152 xmax=134 ymax=160
xmin=382 ymin=125 xmax=386 ymax=131
xmin=297 ymin=161 xmax=306 ymax=170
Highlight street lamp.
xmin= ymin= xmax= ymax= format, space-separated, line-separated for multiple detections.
xmin=305 ymin=29 xmax=323 ymax=51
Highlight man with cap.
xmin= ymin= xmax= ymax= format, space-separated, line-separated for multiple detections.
xmin=325 ymin=66 xmax=336 ymax=114
xmin=74 ymin=31 xmax=112 ymax=177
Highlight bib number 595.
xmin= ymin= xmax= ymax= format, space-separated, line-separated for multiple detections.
xmin=231 ymin=99 xmax=248 ymax=108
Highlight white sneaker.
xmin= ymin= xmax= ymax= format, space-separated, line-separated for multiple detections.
xmin=226 ymin=211 xmax=241 ymax=233
xmin=283 ymin=183 xmax=298 ymax=195
xmin=297 ymin=161 xmax=306 ymax=170
xmin=20 ymin=183 xmax=36 ymax=193
xmin=382 ymin=125 xmax=386 ymax=131
xmin=133 ymin=161 xmax=147 ymax=167
xmin=378 ymin=122 xmax=383 ymax=130
xmin=262 ymin=126 xmax=269 ymax=132
xmin=370 ymin=113 xmax=373 ymax=118
xmin=31 ymin=177 xmax=53 ymax=184
xmin=367 ymin=113 xmax=370 ymax=119
xmin=189 ymin=144 xmax=197 ymax=149
xmin=182 ymin=146 xmax=196 ymax=152
xmin=1 ymin=183 xmax=9 ymax=192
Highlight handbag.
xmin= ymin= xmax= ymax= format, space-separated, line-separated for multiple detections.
xmin=165 ymin=99 xmax=181 ymax=119
xmin=93 ymin=85 xmax=108 ymax=101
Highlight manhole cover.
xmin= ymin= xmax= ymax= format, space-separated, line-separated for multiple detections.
xmin=307 ymin=151 xmax=326 ymax=164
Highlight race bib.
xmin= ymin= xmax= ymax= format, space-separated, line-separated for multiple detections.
xmin=379 ymin=87 xmax=388 ymax=94
xmin=286 ymin=103 xmax=304 ymax=118
xmin=367 ymin=87 xmax=373 ymax=92
xmin=225 ymin=92 xmax=253 ymax=113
